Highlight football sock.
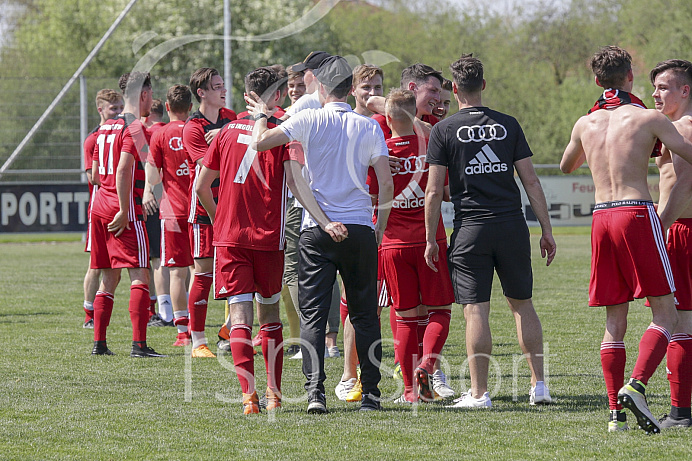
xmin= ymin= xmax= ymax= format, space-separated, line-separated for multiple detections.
xmin=173 ymin=309 xmax=189 ymax=334
xmin=188 ymin=272 xmax=212 ymax=333
xmin=261 ymin=323 xmax=284 ymax=394
xmin=83 ymin=300 xmax=94 ymax=322
xmin=340 ymin=296 xmax=349 ymax=326
xmin=389 ymin=306 xmax=399 ymax=365
xmin=129 ymin=284 xmax=150 ymax=342
xmin=600 ymin=341 xmax=626 ymax=410
xmin=396 ymin=315 xmax=422 ymax=400
xmin=93 ymin=291 xmax=114 ymax=342
xmin=157 ymin=294 xmax=173 ymax=322
xmin=191 ymin=331 xmax=207 ymax=349
xmin=667 ymin=333 xmax=692 ymax=409
xmin=230 ymin=324 xmax=254 ymax=394
xmin=148 ymin=296 xmax=157 ymax=317
xmin=632 ymin=325 xmax=671 ymax=385
xmin=669 ymin=405 xmax=692 ymax=420
xmin=417 ymin=314 xmax=429 ymax=359
xmin=420 ymin=309 xmax=451 ymax=373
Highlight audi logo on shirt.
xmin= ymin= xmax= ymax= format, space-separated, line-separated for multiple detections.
xmin=169 ymin=137 xmax=184 ymax=151
xmin=456 ymin=124 xmax=507 ymax=143
xmin=396 ymin=155 xmax=429 ymax=175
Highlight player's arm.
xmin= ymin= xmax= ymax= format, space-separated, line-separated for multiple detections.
xmin=109 ymin=151 xmax=135 ymax=237
xmin=424 ymin=164 xmax=447 ymax=272
xmin=560 ymin=119 xmax=586 ymax=173
xmin=515 ymin=157 xmax=556 ymax=266
xmin=195 ymin=165 xmax=219 ymax=224
xmin=143 ymin=162 xmax=161 ymax=218
xmin=652 ymin=110 xmax=692 ymax=166
xmin=90 ymin=160 xmax=100 ymax=186
xmin=366 ymin=96 xmax=385 ymax=115
xmin=284 ymin=159 xmax=348 ymax=242
xmin=372 ymin=155 xmax=393 ymax=245
xmin=246 ymin=92 xmax=291 ymax=151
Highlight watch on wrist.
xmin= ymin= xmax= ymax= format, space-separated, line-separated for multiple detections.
xmin=255 ymin=113 xmax=268 ymax=120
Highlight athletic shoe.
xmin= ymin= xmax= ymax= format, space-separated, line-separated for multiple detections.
xmin=130 ymin=344 xmax=168 ymax=358
xmin=307 ymin=391 xmax=328 ymax=414
xmin=345 ymin=379 xmax=363 ymax=402
xmin=392 ymin=362 xmax=402 ymax=380
xmin=242 ymin=391 xmax=260 ymax=415
xmin=618 ymin=378 xmax=661 ymax=434
xmin=415 ymin=368 xmax=434 ymax=402
xmin=148 ymin=314 xmax=174 ymax=327
xmin=529 ymin=381 xmax=553 ymax=405
xmin=83 ymin=318 xmax=94 ymax=329
xmin=659 ymin=413 xmax=692 ymax=429
xmin=335 ymin=377 xmax=357 ymax=401
xmin=289 ymin=349 xmax=303 ymax=360
xmin=360 ymin=393 xmax=381 ymax=411
xmin=91 ymin=341 xmax=114 ymax=356
xmin=446 ymin=390 xmax=492 ymax=409
xmin=191 ymin=344 xmax=216 ymax=358
xmin=172 ymin=332 xmax=191 ymax=347
xmin=393 ymin=394 xmax=416 ymax=404
xmin=285 ymin=344 xmax=300 ymax=356
xmin=432 ymin=370 xmax=455 ymax=399
xmin=265 ymin=388 xmax=281 ymax=412
xmin=608 ymin=410 xmax=629 ymax=432
xmin=217 ymin=339 xmax=231 ymax=352
xmin=325 ymin=346 xmax=340 ymax=358
xmin=252 ymin=332 xmax=262 ymax=347
xmin=218 ymin=324 xmax=230 ymax=341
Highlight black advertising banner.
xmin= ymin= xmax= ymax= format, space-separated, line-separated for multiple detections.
xmin=0 ymin=183 xmax=90 ymax=233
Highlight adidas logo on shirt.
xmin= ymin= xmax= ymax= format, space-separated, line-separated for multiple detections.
xmin=176 ymin=162 xmax=189 ymax=177
xmin=393 ymin=180 xmax=425 ymax=209
xmin=465 ymin=145 xmax=508 ymax=175
xmin=218 ymin=287 xmax=228 ymax=295
xmin=167 ymin=258 xmax=176 ymax=265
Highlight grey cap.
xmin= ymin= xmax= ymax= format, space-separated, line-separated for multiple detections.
xmin=314 ymin=55 xmax=353 ymax=89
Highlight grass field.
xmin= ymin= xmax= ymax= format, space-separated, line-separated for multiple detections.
xmin=1 ymin=231 xmax=691 ymax=460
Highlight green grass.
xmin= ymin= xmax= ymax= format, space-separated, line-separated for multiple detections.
xmin=1 ymin=235 xmax=690 ymax=460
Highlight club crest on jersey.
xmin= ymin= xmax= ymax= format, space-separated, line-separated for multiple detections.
xmin=393 ymin=180 xmax=425 ymax=208
xmin=465 ymin=145 xmax=508 ymax=175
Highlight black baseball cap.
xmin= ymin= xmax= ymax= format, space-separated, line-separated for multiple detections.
xmin=292 ymin=51 xmax=331 ymax=73
xmin=314 ymin=55 xmax=353 ymax=89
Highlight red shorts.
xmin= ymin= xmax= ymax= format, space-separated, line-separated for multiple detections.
xmin=668 ymin=218 xmax=692 ymax=311
xmin=90 ymin=214 xmax=149 ymax=269
xmin=377 ymin=247 xmax=392 ymax=307
xmin=213 ymin=246 xmax=284 ymax=300
xmin=381 ymin=242 xmax=455 ymax=311
xmin=161 ymin=218 xmax=193 ymax=267
xmin=189 ymin=223 xmax=214 ymax=259
xmin=589 ymin=202 xmax=675 ymax=306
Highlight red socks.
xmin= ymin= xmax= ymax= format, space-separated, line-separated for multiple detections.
xmin=417 ymin=314 xmax=428 ymax=359
xmin=93 ymin=291 xmax=114 ymax=342
xmin=339 ymin=297 xmax=349 ymax=326
xmin=188 ymin=272 xmax=213 ymax=332
xmin=601 ymin=341 xmax=626 ymax=410
xmin=668 ymin=334 xmax=692 ymax=408
xmin=632 ymin=325 xmax=671 ymax=385
xmin=420 ymin=309 xmax=451 ymax=373
xmin=129 ymin=284 xmax=150 ymax=342
xmin=230 ymin=324 xmax=254 ymax=394
xmin=396 ymin=315 xmax=422 ymax=400
xmin=260 ymin=323 xmax=284 ymax=394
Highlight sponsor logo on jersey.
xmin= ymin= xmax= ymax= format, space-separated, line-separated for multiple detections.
xmin=167 ymin=258 xmax=176 ymax=265
xmin=394 ymin=140 xmax=410 ymax=147
xmin=393 ymin=179 xmax=425 ymax=208
xmin=465 ymin=145 xmax=508 ymax=175
xmin=218 ymin=287 xmax=228 ymax=295
xmin=396 ymin=155 xmax=428 ymax=175
xmin=169 ymin=136 xmax=184 ymax=151
xmin=176 ymin=162 xmax=189 ymax=177
xmin=456 ymin=124 xmax=507 ymax=143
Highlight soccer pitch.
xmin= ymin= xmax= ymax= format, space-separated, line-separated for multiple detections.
xmin=1 ymin=231 xmax=691 ymax=460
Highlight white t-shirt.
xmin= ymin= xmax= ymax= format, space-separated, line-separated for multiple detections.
xmin=279 ymin=102 xmax=388 ymax=229
xmin=285 ymin=91 xmax=321 ymax=117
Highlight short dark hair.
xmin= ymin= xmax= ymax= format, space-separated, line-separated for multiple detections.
xmin=150 ymin=99 xmax=164 ymax=117
xmin=450 ymin=54 xmax=483 ymax=93
xmin=244 ymin=67 xmax=282 ymax=102
xmin=441 ymin=78 xmax=453 ymax=92
xmin=590 ymin=46 xmax=632 ymax=89
xmin=649 ymin=59 xmax=692 ymax=88
xmin=166 ymin=85 xmax=192 ymax=113
xmin=400 ymin=63 xmax=443 ymax=88
xmin=189 ymin=67 xmax=220 ymax=103
xmin=268 ymin=64 xmax=288 ymax=93
xmin=118 ymin=72 xmax=151 ymax=102
xmin=287 ymin=64 xmax=305 ymax=81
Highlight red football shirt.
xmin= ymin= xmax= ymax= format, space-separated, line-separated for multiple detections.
xmin=83 ymin=126 xmax=100 ymax=215
xmin=203 ymin=115 xmax=290 ymax=250
xmin=91 ymin=113 xmax=150 ymax=222
xmin=148 ymin=121 xmax=190 ymax=219
xmin=367 ymin=134 xmax=446 ymax=248
xmin=184 ymin=107 xmax=237 ymax=224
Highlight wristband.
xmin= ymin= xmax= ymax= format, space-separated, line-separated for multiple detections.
xmin=255 ymin=113 xmax=268 ymax=120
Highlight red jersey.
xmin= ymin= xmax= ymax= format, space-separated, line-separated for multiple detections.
xmin=203 ymin=115 xmax=290 ymax=250
xmin=148 ymin=121 xmax=190 ymax=219
xmin=235 ymin=107 xmax=285 ymax=120
xmin=148 ymin=121 xmax=166 ymax=135
xmin=91 ymin=113 xmax=150 ymax=222
xmin=367 ymin=134 xmax=446 ymax=248
xmin=373 ymin=113 xmax=439 ymax=140
xmin=84 ymin=126 xmax=100 ymax=216
xmin=184 ymin=107 xmax=237 ymax=224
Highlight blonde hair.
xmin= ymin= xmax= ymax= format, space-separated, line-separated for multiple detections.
xmin=94 ymin=89 xmax=122 ymax=109
xmin=353 ymin=64 xmax=383 ymax=87
xmin=385 ymin=88 xmax=416 ymax=122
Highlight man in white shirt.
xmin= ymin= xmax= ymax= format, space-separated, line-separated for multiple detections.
xmin=248 ymin=56 xmax=394 ymax=413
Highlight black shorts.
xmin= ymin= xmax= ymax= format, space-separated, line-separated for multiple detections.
xmin=145 ymin=210 xmax=162 ymax=259
xmin=447 ymin=218 xmax=532 ymax=304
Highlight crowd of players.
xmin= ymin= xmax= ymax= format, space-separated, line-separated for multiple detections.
xmin=79 ymin=47 xmax=692 ymax=432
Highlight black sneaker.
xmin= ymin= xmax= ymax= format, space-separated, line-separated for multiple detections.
xmin=360 ymin=393 xmax=382 ymax=412
xmin=130 ymin=343 xmax=168 ymax=358
xmin=285 ymin=344 xmax=300 ymax=355
xmin=217 ymin=339 xmax=231 ymax=352
xmin=307 ymin=391 xmax=328 ymax=414
xmin=147 ymin=314 xmax=174 ymax=327
xmin=617 ymin=378 xmax=661 ymax=434
xmin=92 ymin=341 xmax=114 ymax=356
xmin=83 ymin=318 xmax=94 ymax=329
xmin=659 ymin=414 xmax=692 ymax=429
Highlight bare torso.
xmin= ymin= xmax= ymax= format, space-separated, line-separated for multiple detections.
xmin=657 ymin=115 xmax=692 ymax=219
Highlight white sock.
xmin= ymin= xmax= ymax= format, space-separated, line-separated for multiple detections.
xmin=174 ymin=309 xmax=189 ymax=333
xmin=83 ymin=301 xmax=94 ymax=311
xmin=191 ymin=331 xmax=207 ymax=349
xmin=157 ymin=294 xmax=173 ymax=321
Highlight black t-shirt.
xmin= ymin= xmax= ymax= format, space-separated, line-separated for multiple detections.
xmin=426 ymin=106 xmax=532 ymax=226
